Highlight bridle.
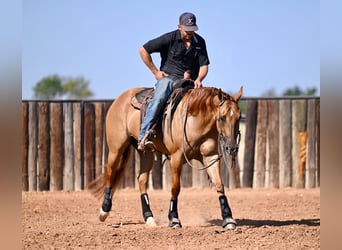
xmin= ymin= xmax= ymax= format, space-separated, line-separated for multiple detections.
xmin=216 ymin=98 xmax=241 ymax=168
xmin=182 ymin=93 xmax=241 ymax=170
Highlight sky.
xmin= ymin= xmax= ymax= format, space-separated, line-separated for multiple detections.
xmin=22 ymin=0 xmax=320 ymax=99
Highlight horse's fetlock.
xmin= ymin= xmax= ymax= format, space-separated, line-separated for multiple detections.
xmin=102 ymin=187 xmax=113 ymax=212
xmin=168 ymin=199 xmax=179 ymax=220
xmin=219 ymin=195 xmax=233 ymax=219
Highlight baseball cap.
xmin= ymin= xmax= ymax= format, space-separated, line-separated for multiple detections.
xmin=179 ymin=12 xmax=198 ymax=31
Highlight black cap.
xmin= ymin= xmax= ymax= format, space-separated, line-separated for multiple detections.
xmin=179 ymin=12 xmax=198 ymax=31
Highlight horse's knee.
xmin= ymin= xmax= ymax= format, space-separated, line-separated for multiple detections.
xmin=215 ymin=183 xmax=225 ymax=194
xmin=138 ymin=173 xmax=149 ymax=192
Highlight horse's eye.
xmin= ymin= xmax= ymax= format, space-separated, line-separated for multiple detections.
xmin=218 ymin=116 xmax=226 ymax=122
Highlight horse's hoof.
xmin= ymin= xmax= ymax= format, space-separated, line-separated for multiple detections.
xmin=99 ymin=207 xmax=109 ymax=222
xmin=222 ymin=217 xmax=237 ymax=230
xmin=168 ymin=218 xmax=182 ymax=228
xmin=146 ymin=217 xmax=157 ymax=227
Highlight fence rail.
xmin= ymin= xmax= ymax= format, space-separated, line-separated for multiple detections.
xmin=22 ymin=97 xmax=320 ymax=191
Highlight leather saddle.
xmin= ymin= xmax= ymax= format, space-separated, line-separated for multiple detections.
xmin=131 ymin=79 xmax=194 ymax=140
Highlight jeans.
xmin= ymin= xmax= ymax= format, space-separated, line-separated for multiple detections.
xmin=138 ymin=77 xmax=174 ymax=142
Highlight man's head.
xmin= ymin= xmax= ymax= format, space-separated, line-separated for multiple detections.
xmin=178 ymin=12 xmax=198 ymax=32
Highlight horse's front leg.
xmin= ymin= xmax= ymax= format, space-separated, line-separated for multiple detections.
xmin=137 ymin=150 xmax=157 ymax=227
xmin=168 ymin=156 xmax=183 ymax=228
xmin=205 ymin=155 xmax=237 ymax=230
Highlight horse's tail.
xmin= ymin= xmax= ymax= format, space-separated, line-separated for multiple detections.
xmin=87 ymin=145 xmax=133 ymax=200
xmin=87 ymin=173 xmax=106 ymax=200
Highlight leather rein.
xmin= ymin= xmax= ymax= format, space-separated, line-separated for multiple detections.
xmin=182 ymin=92 xmax=241 ymax=171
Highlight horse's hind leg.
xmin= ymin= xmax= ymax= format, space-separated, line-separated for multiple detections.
xmin=137 ymin=150 xmax=157 ymax=227
xmin=99 ymin=147 xmax=129 ymax=222
xmin=205 ymin=156 xmax=237 ymax=230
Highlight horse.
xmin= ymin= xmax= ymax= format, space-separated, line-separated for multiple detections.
xmin=89 ymin=84 xmax=243 ymax=230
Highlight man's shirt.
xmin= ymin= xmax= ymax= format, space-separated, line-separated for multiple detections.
xmin=143 ymin=29 xmax=210 ymax=80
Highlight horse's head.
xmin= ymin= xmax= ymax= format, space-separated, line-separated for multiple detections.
xmin=216 ymin=86 xmax=243 ymax=168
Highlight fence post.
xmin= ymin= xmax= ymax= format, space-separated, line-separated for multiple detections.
xmin=50 ymin=102 xmax=63 ymax=191
xmin=73 ymin=102 xmax=82 ymax=190
xmin=37 ymin=102 xmax=50 ymax=191
xmin=267 ymin=100 xmax=279 ymax=188
xmin=28 ymin=102 xmax=38 ymax=191
xmin=243 ymin=100 xmax=257 ymax=187
xmin=306 ymin=99 xmax=317 ymax=188
xmin=291 ymin=99 xmax=307 ymax=188
xmin=151 ymin=153 xmax=163 ymax=189
xmin=279 ymin=100 xmax=292 ymax=187
xmin=64 ymin=102 xmax=74 ymax=191
xmin=122 ymin=146 xmax=135 ymax=188
xmin=84 ymin=102 xmax=95 ymax=187
xmin=95 ymin=102 xmax=104 ymax=178
xmin=315 ymin=99 xmax=320 ymax=187
xmin=254 ymin=100 xmax=267 ymax=188
xmin=22 ymin=102 xmax=29 ymax=191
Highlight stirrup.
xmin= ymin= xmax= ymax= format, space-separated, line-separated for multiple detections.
xmin=138 ymin=130 xmax=156 ymax=151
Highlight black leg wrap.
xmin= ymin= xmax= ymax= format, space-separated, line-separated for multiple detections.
xmin=102 ymin=187 xmax=112 ymax=212
xmin=168 ymin=199 xmax=179 ymax=220
xmin=141 ymin=193 xmax=153 ymax=221
xmin=168 ymin=199 xmax=182 ymax=228
xmin=219 ymin=195 xmax=233 ymax=219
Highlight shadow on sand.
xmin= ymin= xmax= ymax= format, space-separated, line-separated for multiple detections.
xmin=207 ymin=218 xmax=320 ymax=227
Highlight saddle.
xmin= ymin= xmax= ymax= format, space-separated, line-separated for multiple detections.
xmin=131 ymin=79 xmax=194 ymax=141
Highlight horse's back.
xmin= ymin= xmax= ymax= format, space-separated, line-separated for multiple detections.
xmin=106 ymin=88 xmax=144 ymax=145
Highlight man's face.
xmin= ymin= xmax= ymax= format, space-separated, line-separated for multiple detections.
xmin=178 ymin=25 xmax=194 ymax=41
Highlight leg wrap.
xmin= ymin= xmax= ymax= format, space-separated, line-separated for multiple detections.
xmin=141 ymin=193 xmax=153 ymax=221
xmin=102 ymin=187 xmax=112 ymax=212
xmin=168 ymin=199 xmax=179 ymax=220
xmin=219 ymin=195 xmax=233 ymax=219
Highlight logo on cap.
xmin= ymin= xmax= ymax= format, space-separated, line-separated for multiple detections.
xmin=187 ymin=18 xmax=194 ymax=25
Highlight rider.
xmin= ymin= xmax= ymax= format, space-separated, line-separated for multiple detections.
xmin=138 ymin=12 xmax=210 ymax=150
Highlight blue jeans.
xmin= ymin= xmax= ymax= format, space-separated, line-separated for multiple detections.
xmin=138 ymin=77 xmax=174 ymax=142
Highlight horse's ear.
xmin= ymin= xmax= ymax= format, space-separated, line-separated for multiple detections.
xmin=234 ymin=86 xmax=243 ymax=102
xmin=218 ymin=88 xmax=224 ymax=100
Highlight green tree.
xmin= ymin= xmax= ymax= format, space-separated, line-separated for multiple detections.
xmin=33 ymin=75 xmax=64 ymax=99
xmin=62 ymin=77 xmax=94 ymax=99
xmin=33 ymin=75 xmax=94 ymax=99
xmin=282 ymin=85 xmax=317 ymax=96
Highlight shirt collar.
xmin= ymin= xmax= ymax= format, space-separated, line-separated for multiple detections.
xmin=176 ymin=30 xmax=198 ymax=44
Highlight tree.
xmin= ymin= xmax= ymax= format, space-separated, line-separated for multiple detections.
xmin=33 ymin=75 xmax=64 ymax=99
xmin=62 ymin=77 xmax=94 ymax=99
xmin=282 ymin=85 xmax=317 ymax=96
xmin=33 ymin=75 xmax=94 ymax=99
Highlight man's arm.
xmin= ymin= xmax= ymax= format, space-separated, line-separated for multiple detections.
xmin=194 ymin=65 xmax=208 ymax=88
xmin=139 ymin=46 xmax=168 ymax=80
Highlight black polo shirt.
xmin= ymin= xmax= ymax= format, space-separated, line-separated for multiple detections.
xmin=143 ymin=29 xmax=210 ymax=80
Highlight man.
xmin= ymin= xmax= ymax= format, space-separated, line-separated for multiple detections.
xmin=138 ymin=12 xmax=210 ymax=150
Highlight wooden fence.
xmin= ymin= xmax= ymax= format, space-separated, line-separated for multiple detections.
xmin=21 ymin=97 xmax=320 ymax=191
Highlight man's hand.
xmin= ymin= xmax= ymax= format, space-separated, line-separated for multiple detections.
xmin=154 ymin=71 xmax=169 ymax=80
xmin=194 ymin=79 xmax=203 ymax=88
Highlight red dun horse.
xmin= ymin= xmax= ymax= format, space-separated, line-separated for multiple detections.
xmin=89 ymin=85 xmax=243 ymax=230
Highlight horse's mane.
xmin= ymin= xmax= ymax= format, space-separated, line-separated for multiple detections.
xmin=186 ymin=87 xmax=234 ymax=116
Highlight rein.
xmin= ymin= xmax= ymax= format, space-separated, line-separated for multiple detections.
xmin=181 ymin=92 xmax=222 ymax=171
